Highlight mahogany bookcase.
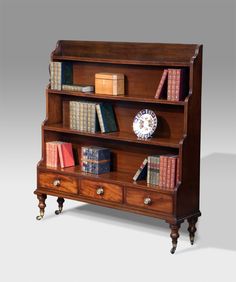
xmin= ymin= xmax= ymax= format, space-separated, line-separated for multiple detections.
xmin=34 ymin=40 xmax=202 ymax=254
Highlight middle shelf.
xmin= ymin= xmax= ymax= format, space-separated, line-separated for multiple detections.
xmin=43 ymin=123 xmax=182 ymax=148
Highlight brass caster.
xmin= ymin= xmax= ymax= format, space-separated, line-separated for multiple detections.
xmin=36 ymin=215 xmax=43 ymax=220
xmin=55 ymin=209 xmax=62 ymax=215
xmin=170 ymin=244 xmax=177 ymax=254
xmin=190 ymin=236 xmax=194 ymax=245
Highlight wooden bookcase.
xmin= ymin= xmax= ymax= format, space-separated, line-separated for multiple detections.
xmin=34 ymin=40 xmax=202 ymax=254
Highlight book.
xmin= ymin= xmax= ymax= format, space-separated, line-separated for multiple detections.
xmin=96 ymin=103 xmax=117 ymax=133
xmin=58 ymin=142 xmax=75 ymax=168
xmin=62 ymin=84 xmax=94 ymax=92
xmin=133 ymin=158 xmax=148 ymax=181
xmin=155 ymin=69 xmax=168 ymax=99
xmin=61 ymin=62 xmax=73 ymax=85
xmin=170 ymin=156 xmax=177 ymax=189
xmin=147 ymin=156 xmax=151 ymax=184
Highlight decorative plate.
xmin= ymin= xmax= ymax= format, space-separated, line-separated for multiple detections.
xmin=133 ymin=109 xmax=158 ymax=139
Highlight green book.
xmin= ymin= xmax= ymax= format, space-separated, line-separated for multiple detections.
xmin=96 ymin=103 xmax=117 ymax=133
xmin=62 ymin=62 xmax=73 ymax=85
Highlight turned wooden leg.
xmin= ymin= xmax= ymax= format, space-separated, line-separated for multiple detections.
xmin=36 ymin=194 xmax=47 ymax=220
xmin=187 ymin=216 xmax=198 ymax=245
xmin=55 ymin=197 xmax=65 ymax=215
xmin=169 ymin=223 xmax=181 ymax=254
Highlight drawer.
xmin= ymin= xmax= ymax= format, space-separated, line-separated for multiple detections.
xmin=38 ymin=171 xmax=78 ymax=194
xmin=80 ymin=179 xmax=123 ymax=204
xmin=125 ymin=188 xmax=173 ymax=214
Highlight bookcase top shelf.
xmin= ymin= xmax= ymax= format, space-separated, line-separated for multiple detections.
xmin=52 ymin=40 xmax=201 ymax=66
xmin=48 ymin=88 xmax=186 ymax=106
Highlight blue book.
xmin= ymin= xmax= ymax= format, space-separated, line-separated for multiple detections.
xmin=96 ymin=103 xmax=117 ymax=133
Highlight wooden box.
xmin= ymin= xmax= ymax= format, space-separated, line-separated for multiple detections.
xmin=95 ymin=72 xmax=124 ymax=96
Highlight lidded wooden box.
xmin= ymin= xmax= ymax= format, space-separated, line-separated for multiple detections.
xmin=95 ymin=72 xmax=124 ymax=96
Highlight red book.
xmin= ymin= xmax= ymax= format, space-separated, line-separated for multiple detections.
xmin=166 ymin=157 xmax=171 ymax=188
xmin=176 ymin=157 xmax=180 ymax=184
xmin=46 ymin=142 xmax=52 ymax=167
xmin=170 ymin=156 xmax=177 ymax=189
xmin=162 ymin=156 xmax=168 ymax=187
xmin=155 ymin=69 xmax=168 ymax=99
xmin=58 ymin=142 xmax=75 ymax=168
xmin=167 ymin=69 xmax=173 ymax=101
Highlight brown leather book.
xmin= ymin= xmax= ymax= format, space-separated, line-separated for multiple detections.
xmin=155 ymin=69 xmax=168 ymax=99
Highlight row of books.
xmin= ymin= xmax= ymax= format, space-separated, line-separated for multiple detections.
xmin=50 ymin=62 xmax=93 ymax=92
xmin=133 ymin=154 xmax=180 ymax=189
xmin=155 ymin=69 xmax=187 ymax=101
xmin=46 ymin=141 xmax=74 ymax=168
xmin=69 ymin=101 xmax=117 ymax=133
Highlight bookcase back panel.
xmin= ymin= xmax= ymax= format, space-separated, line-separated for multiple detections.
xmin=44 ymin=131 xmax=178 ymax=174
xmin=73 ymin=62 xmax=189 ymax=99
xmin=61 ymin=98 xmax=184 ymax=139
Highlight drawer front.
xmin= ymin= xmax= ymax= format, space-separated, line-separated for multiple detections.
xmin=125 ymin=188 xmax=173 ymax=214
xmin=80 ymin=179 xmax=123 ymax=203
xmin=38 ymin=171 xmax=78 ymax=194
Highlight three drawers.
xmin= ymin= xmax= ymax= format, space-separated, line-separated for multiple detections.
xmin=38 ymin=171 xmax=173 ymax=215
xmin=125 ymin=188 xmax=173 ymax=214
xmin=38 ymin=171 xmax=78 ymax=194
xmin=80 ymin=179 xmax=123 ymax=204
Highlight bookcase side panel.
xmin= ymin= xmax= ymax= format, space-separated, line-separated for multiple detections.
xmin=176 ymin=46 xmax=202 ymax=218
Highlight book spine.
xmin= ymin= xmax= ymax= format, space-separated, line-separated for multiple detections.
xmin=58 ymin=144 xmax=64 ymax=168
xmin=96 ymin=104 xmax=105 ymax=133
xmin=166 ymin=157 xmax=171 ymax=188
xmin=170 ymin=157 xmax=177 ymax=189
xmin=155 ymin=69 xmax=168 ymax=99
xmin=167 ymin=69 xmax=173 ymax=101
xmin=176 ymin=157 xmax=180 ymax=184
xmin=79 ymin=102 xmax=83 ymax=131
xmin=90 ymin=104 xmax=96 ymax=133
xmin=147 ymin=156 xmax=151 ymax=184
xmin=174 ymin=69 xmax=181 ymax=101
xmin=156 ymin=156 xmax=160 ymax=186
xmin=46 ymin=142 xmax=51 ymax=167
xmin=159 ymin=156 xmax=164 ymax=187
xmin=83 ymin=102 xmax=88 ymax=132
xmin=153 ymin=156 xmax=157 ymax=185
xmin=162 ymin=156 xmax=168 ymax=187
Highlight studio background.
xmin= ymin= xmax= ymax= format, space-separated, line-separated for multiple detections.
xmin=1 ymin=1 xmax=235 ymax=281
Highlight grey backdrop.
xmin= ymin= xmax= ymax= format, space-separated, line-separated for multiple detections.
xmin=1 ymin=1 xmax=236 ymax=282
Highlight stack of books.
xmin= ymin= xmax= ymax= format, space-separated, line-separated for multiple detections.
xmin=46 ymin=141 xmax=75 ymax=168
xmin=69 ymin=101 xmax=117 ymax=133
xmin=155 ymin=68 xmax=187 ymax=101
xmin=81 ymin=146 xmax=110 ymax=174
xmin=133 ymin=154 xmax=180 ymax=189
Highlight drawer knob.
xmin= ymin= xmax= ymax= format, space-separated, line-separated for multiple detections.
xmin=144 ymin=197 xmax=152 ymax=205
xmin=96 ymin=187 xmax=104 ymax=195
xmin=53 ymin=179 xmax=61 ymax=187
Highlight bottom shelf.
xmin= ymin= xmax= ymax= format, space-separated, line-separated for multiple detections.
xmin=38 ymin=163 xmax=177 ymax=194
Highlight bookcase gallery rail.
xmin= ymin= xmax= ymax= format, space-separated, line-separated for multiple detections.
xmin=34 ymin=40 xmax=202 ymax=254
